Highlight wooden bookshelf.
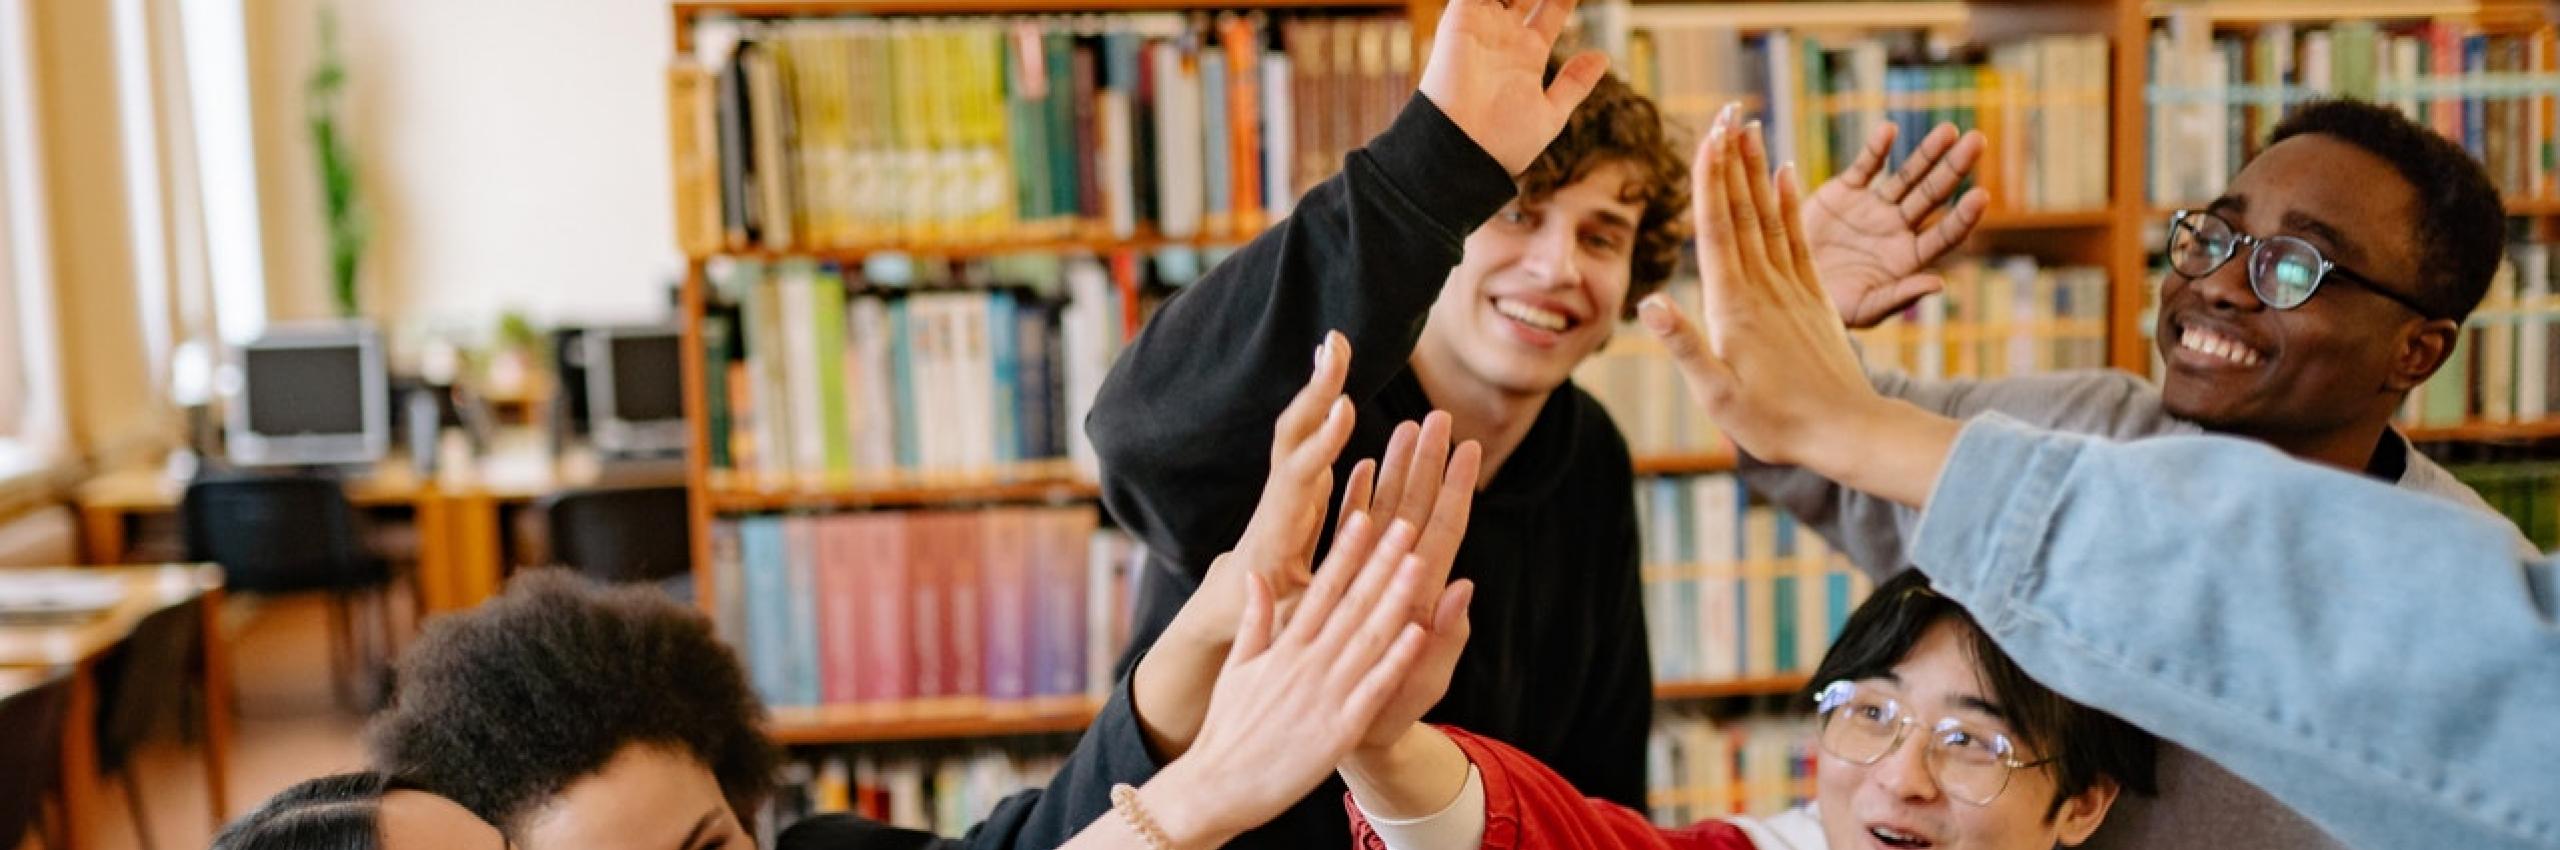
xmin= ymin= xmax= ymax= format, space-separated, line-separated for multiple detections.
xmin=1976 ymin=208 xmax=2117 ymax=231
xmin=707 ymin=477 xmax=1102 ymax=512
xmin=1633 ymin=448 xmax=1739 ymax=476
xmin=1654 ymin=674 xmax=1812 ymax=701
xmin=767 ymin=700 xmax=1104 ymax=746
xmin=2406 ymin=418 xmax=2560 ymax=442
xmin=2139 ymin=0 xmax=2545 ymax=26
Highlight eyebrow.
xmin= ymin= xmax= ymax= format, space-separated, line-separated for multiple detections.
xmin=1587 ymin=209 xmax=1638 ymax=232
xmin=671 ymin=810 xmax=719 ymax=850
xmin=1955 ymin=693 xmax=2010 ymax=722
xmin=2277 ymin=210 xmax=2362 ymax=266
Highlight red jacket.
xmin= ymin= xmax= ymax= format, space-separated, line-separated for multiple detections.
xmin=1347 ymin=728 xmax=1757 ymax=850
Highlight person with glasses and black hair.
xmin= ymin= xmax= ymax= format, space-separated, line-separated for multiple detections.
xmin=1730 ymin=97 xmax=2529 ymax=850
xmin=211 ymin=772 xmax=511 ymax=850
xmin=1335 ymin=569 xmax=2158 ymax=850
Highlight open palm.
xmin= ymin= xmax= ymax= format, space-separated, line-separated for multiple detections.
xmin=1800 ymin=120 xmax=1991 ymax=329
xmin=1419 ymin=0 xmax=1608 ymax=175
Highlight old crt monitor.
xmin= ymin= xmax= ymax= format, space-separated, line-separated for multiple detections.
xmin=584 ymin=324 xmax=685 ymax=457
xmin=226 ymin=322 xmax=390 ymax=467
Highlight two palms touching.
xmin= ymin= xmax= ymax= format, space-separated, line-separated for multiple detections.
xmin=1800 ymin=119 xmax=1993 ymax=329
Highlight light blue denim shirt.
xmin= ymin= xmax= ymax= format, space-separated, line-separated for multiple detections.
xmin=1912 ymin=413 xmax=2560 ymax=850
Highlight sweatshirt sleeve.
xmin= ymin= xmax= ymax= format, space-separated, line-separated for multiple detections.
xmin=1736 ymin=368 xmax=2173 ymax=579
xmin=1348 ymin=727 xmax=1758 ymax=850
xmin=959 ymin=669 xmax=1167 ymax=849
xmin=1085 ymin=93 xmax=1516 ymax=574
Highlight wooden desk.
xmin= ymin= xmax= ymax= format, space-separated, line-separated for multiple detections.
xmin=74 ymin=441 xmax=672 ymax=613
xmin=0 ymin=565 xmax=228 ymax=850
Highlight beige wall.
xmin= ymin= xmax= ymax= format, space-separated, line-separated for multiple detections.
xmin=246 ymin=0 xmax=683 ymax=342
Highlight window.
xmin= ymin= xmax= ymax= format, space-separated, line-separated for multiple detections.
xmin=0 ymin=0 xmax=64 ymax=453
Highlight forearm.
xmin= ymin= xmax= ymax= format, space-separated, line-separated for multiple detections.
xmin=1910 ymin=415 xmax=2560 ymax=850
xmin=1340 ymin=724 xmax=1473 ymax=821
xmin=1787 ymin=396 xmax=1961 ymax=510
xmin=1126 ymin=602 xmax=1231 ymax=760
xmin=1052 ymin=762 xmax=1249 ymax=850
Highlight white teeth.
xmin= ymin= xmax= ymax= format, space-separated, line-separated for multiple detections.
xmin=1494 ymin=298 xmax=1571 ymax=332
xmin=2180 ymin=327 xmax=2261 ymax=366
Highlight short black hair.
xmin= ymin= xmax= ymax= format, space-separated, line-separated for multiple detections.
xmin=212 ymin=772 xmax=391 ymax=850
xmin=1804 ymin=571 xmax=2158 ymax=818
xmin=2265 ymin=99 xmax=2507 ymax=322
xmin=366 ymin=570 xmax=778 ymax=835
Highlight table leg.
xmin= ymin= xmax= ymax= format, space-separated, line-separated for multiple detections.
xmin=452 ymin=494 xmax=503 ymax=610
xmin=78 ymin=508 xmax=125 ymax=566
xmin=199 ymin=588 xmax=232 ymax=826
xmin=56 ymin=662 xmax=99 ymax=850
xmin=413 ymin=493 xmax=454 ymax=614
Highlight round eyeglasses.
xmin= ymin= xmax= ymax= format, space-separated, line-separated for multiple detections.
xmin=2164 ymin=209 xmax=2438 ymax=319
xmin=1813 ymin=680 xmax=2053 ymax=807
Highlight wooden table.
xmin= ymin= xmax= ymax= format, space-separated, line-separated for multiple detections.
xmin=70 ymin=438 xmax=656 ymax=614
xmin=0 ymin=565 xmax=228 ymax=850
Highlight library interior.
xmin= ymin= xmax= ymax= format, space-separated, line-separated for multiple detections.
xmin=0 ymin=1 xmax=2551 ymax=850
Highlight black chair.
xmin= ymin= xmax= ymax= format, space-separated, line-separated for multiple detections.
xmin=539 ymin=485 xmax=692 ymax=587
xmin=87 ymin=599 xmax=202 ymax=850
xmin=181 ymin=469 xmax=394 ymax=709
xmin=0 ymin=666 xmax=72 ymax=850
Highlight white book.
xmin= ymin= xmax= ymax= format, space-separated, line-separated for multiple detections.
xmin=2518 ymin=243 xmax=2550 ymax=419
xmin=774 ymin=264 xmax=828 ymax=482
xmin=1060 ymin=258 xmax=1115 ymax=478
xmin=1261 ymin=51 xmax=1294 ymax=219
xmin=1098 ymin=88 xmax=1136 ymax=239
xmin=1152 ymin=41 xmax=1204 ymax=238
xmin=909 ymin=295 xmax=948 ymax=478
xmin=2393 ymin=35 xmax=2423 ymax=120
xmin=1763 ymin=31 xmax=1797 ymax=173
xmin=847 ymin=296 xmax=896 ymax=481
xmin=1690 ymin=475 xmax=1740 ymax=681
xmin=958 ymin=294 xmax=996 ymax=477
xmin=2081 ymin=35 xmax=2113 ymax=209
xmin=2485 ymin=258 xmax=2521 ymax=422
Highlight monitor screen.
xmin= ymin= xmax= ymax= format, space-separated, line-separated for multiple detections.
xmin=243 ymin=345 xmax=368 ymax=436
xmin=606 ymin=333 xmax=684 ymax=422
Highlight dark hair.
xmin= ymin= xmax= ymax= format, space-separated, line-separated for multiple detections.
xmin=1805 ymin=571 xmax=2158 ymax=818
xmin=366 ymin=570 xmax=778 ymax=835
xmin=1527 ymin=60 xmax=1691 ymax=312
xmin=211 ymin=772 xmax=392 ymax=850
xmin=2265 ymin=99 xmax=2506 ymax=322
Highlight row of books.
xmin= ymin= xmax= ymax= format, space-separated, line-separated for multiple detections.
xmin=670 ymin=13 xmax=1412 ymax=255
xmin=766 ymin=744 xmax=1072 ymax=839
xmin=2148 ymin=17 xmax=2560 ymax=206
xmin=1646 ymin=711 xmax=1820 ymax=827
xmin=1849 ymin=256 xmax=2112 ymax=382
xmin=1590 ymin=14 xmax=2110 ymax=213
xmin=707 ymin=508 xmax=1141 ymax=711
xmin=1639 ymin=475 xmax=1874 ymax=684
xmin=2446 ymin=459 xmax=2560 ymax=551
xmin=704 ymin=252 xmax=1173 ymax=487
xmin=2405 ymin=240 xmax=2560 ymax=427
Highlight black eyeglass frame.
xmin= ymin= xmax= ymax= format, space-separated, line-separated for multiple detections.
xmin=2164 ymin=209 xmax=2441 ymax=320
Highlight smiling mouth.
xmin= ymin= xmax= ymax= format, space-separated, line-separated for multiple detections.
xmin=1870 ymin=826 xmax=1935 ymax=849
xmin=1492 ymin=297 xmax=1579 ymax=334
xmin=2177 ymin=323 xmax=2264 ymax=367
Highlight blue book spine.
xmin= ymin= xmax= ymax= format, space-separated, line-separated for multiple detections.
xmin=2463 ymin=35 xmax=2488 ymax=161
xmin=1202 ymin=56 xmax=1231 ymax=224
xmin=1773 ymin=514 xmax=1799 ymax=672
xmin=889 ymin=299 xmax=920 ymax=471
xmin=740 ymin=517 xmax=794 ymax=706
xmin=989 ymin=291 xmax=1020 ymax=467
xmin=782 ymin=516 xmax=823 ymax=708
xmin=1826 ymin=569 xmax=1853 ymax=644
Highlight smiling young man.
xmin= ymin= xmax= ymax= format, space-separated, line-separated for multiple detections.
xmin=1739 ymin=98 xmax=2527 ymax=850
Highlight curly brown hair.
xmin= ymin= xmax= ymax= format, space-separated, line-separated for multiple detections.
xmin=365 ymin=570 xmax=778 ymax=837
xmin=1518 ymin=65 xmax=1691 ymax=315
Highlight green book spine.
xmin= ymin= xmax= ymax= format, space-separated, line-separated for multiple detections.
xmin=2424 ymin=329 xmax=2474 ymax=426
xmin=704 ymin=313 xmax=734 ymax=470
xmin=811 ymin=267 xmax=852 ymax=477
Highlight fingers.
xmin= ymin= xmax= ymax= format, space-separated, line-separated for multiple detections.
xmin=1525 ymin=0 xmax=1580 ymax=45
xmin=1638 ymin=294 xmax=1738 ymax=402
xmin=1690 ymin=126 xmax=1742 ymax=319
xmin=1272 ymin=332 xmax=1352 ymax=462
xmin=1776 ymin=165 xmax=1821 ymax=300
xmin=1737 ymin=122 xmax=1798 ymax=282
xmin=1837 ymin=121 xmax=1895 ymax=189
xmin=1719 ymin=125 xmax=1775 ymax=284
xmin=1915 ymin=187 xmax=1991 ymax=261
xmin=1311 ymin=520 xmax=1422 ymax=659
xmin=1431 ymin=579 xmax=1475 ymax=638
xmin=1395 ymin=412 xmax=1454 ymax=529
xmin=1289 ymin=511 xmax=1379 ymax=646
xmin=1874 ymin=122 xmax=1955 ymax=206
xmin=1339 ymin=622 xmax=1431 ymax=733
xmin=1368 ymin=420 xmax=1421 ymax=521
xmin=1226 ymin=572 xmax=1275 ymax=671
xmin=1337 ymin=458 xmax=1377 ymax=536
xmin=1897 ymin=128 xmax=1984 ymax=224
xmin=1324 ymin=551 xmax=1432 ymax=689
xmin=1410 ymin=440 xmax=1481 ymax=599
xmin=1544 ymin=50 xmax=1609 ymax=117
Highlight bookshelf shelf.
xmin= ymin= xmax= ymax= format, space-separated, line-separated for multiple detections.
xmin=2149 ymin=198 xmax=2560 ymax=221
xmin=707 ymin=476 xmax=1101 ymax=512
xmin=678 ymin=0 xmax=1408 ymax=17
xmin=2139 ymin=0 xmax=2544 ymax=25
xmin=1654 ymin=674 xmax=1811 ymax=701
xmin=1977 ymin=208 xmax=2117 ymax=231
xmin=692 ymin=228 xmax=1256 ymax=265
xmin=767 ymin=700 xmax=1104 ymax=746
xmin=2405 ymin=418 xmax=2560 ymax=442
xmin=1633 ymin=448 xmax=1739 ymax=476
xmin=1620 ymin=2 xmax=1972 ymax=31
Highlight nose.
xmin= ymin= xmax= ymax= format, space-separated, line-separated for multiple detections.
xmin=1518 ymin=219 xmax=1586 ymax=288
xmin=1868 ymin=732 xmax=1942 ymax=804
xmin=2189 ymin=244 xmax=2266 ymax=312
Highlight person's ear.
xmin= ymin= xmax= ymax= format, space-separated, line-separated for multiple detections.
xmin=2052 ymin=775 xmax=2122 ymax=847
xmin=2386 ymin=317 xmax=2463 ymax=393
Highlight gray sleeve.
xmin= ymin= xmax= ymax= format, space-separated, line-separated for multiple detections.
xmin=1737 ymin=369 xmax=2176 ymax=580
xmin=1911 ymin=415 xmax=2560 ymax=850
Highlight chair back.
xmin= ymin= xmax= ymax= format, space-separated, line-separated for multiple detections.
xmin=91 ymin=599 xmax=202 ymax=771
xmin=181 ymin=471 xmax=384 ymax=594
xmin=540 ymin=485 xmax=691 ymax=584
xmin=0 ymin=667 xmax=72 ymax=847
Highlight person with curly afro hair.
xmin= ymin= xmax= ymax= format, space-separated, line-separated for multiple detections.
xmin=364 ymin=570 xmax=778 ymax=849
xmin=211 ymin=771 xmax=508 ymax=850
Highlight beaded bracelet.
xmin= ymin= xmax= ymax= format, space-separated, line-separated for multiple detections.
xmin=1109 ymin=783 xmax=1175 ymax=850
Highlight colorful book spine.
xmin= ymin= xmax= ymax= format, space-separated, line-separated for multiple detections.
xmin=1638 ymin=473 xmax=1873 ymax=685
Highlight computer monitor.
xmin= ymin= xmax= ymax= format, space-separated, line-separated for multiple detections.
xmin=584 ymin=325 xmax=686 ymax=457
xmin=225 ymin=322 xmax=390 ymax=467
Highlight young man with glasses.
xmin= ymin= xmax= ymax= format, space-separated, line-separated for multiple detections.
xmin=1738 ymin=98 xmax=2529 ymax=849
xmin=1337 ymin=569 xmax=2159 ymax=850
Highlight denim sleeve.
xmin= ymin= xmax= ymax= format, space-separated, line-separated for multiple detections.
xmin=1910 ymin=414 xmax=2560 ymax=850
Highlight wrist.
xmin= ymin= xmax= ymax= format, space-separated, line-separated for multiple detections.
xmin=1137 ymin=762 xmax=1247 ymax=848
xmin=1339 ymin=724 xmax=1467 ymax=821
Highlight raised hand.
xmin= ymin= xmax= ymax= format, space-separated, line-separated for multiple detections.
xmin=1419 ymin=0 xmax=1609 ymax=175
xmin=1333 ymin=412 xmax=1481 ymax=750
xmin=1134 ymin=514 xmax=1441 ymax=846
xmin=1794 ymin=111 xmax=1990 ymax=329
